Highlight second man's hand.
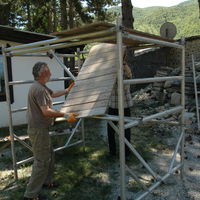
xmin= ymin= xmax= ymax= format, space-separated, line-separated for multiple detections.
xmin=63 ymin=112 xmax=79 ymax=123
xmin=67 ymin=81 xmax=75 ymax=93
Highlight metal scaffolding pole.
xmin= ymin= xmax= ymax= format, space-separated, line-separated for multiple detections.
xmin=1 ymin=48 xmax=85 ymax=179
xmin=5 ymin=29 xmax=115 ymax=53
xmin=6 ymin=36 xmax=116 ymax=56
xmin=123 ymin=32 xmax=183 ymax=49
xmin=116 ymin=18 xmax=126 ymax=200
xmin=1 ymin=20 xmax=185 ymax=199
xmin=180 ymin=38 xmax=186 ymax=177
xmin=49 ymin=50 xmax=76 ymax=81
xmin=2 ymin=45 xmax=18 ymax=179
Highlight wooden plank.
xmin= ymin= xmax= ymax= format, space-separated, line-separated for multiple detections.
xmin=57 ymin=107 xmax=106 ymax=121
xmin=77 ymin=66 xmax=116 ymax=80
xmin=76 ymin=107 xmax=106 ymax=118
xmin=83 ymin=54 xmax=118 ymax=67
xmin=61 ymin=100 xmax=107 ymax=112
xmin=60 ymin=43 xmax=118 ymax=117
xmin=75 ymin=73 xmax=116 ymax=86
xmin=0 ymin=142 xmax=10 ymax=152
xmin=64 ymin=93 xmax=111 ymax=107
xmin=87 ymin=44 xmax=118 ymax=57
xmin=79 ymin=59 xmax=117 ymax=74
xmin=71 ymin=76 xmax=116 ymax=93
xmin=0 ymin=135 xmax=29 ymax=142
xmin=67 ymin=86 xmax=112 ymax=99
xmin=52 ymin=22 xmax=115 ymax=37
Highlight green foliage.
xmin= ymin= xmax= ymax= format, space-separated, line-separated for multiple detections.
xmin=0 ymin=0 xmax=120 ymax=33
xmin=108 ymin=0 xmax=200 ymax=39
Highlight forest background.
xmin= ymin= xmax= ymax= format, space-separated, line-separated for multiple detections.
xmin=0 ymin=0 xmax=199 ymax=39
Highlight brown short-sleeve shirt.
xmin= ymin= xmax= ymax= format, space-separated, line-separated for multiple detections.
xmin=27 ymin=81 xmax=53 ymax=128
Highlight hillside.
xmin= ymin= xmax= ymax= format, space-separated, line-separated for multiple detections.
xmin=108 ymin=0 xmax=200 ymax=39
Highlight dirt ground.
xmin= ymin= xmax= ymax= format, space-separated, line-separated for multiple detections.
xmin=132 ymin=132 xmax=200 ymax=200
xmin=98 ymin=117 xmax=200 ymax=200
xmin=1 ymin=114 xmax=200 ymax=200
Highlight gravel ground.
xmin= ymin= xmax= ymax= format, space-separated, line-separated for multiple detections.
xmin=97 ymin=117 xmax=200 ymax=200
xmin=127 ymin=132 xmax=200 ymax=200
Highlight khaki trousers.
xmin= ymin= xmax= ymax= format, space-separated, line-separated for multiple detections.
xmin=24 ymin=127 xmax=54 ymax=198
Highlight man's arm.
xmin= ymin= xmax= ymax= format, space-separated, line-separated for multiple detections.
xmin=51 ymin=89 xmax=68 ymax=98
xmin=40 ymin=105 xmax=79 ymax=123
xmin=40 ymin=105 xmax=64 ymax=117
xmin=51 ymin=82 xmax=75 ymax=98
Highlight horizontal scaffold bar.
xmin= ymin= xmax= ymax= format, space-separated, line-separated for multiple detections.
xmin=5 ymin=29 xmax=116 ymax=53
xmin=7 ymin=36 xmax=116 ymax=56
xmin=125 ymin=106 xmax=183 ymax=129
xmin=54 ymin=140 xmax=83 ymax=152
xmin=92 ymin=114 xmax=136 ymax=122
xmin=124 ymin=76 xmax=183 ymax=85
xmin=123 ymin=32 xmax=184 ymax=49
xmin=17 ymin=156 xmax=34 ymax=166
xmin=9 ymin=77 xmax=71 ymax=85
xmin=12 ymin=101 xmax=64 ymax=113
xmin=135 ymin=163 xmax=182 ymax=200
xmin=13 ymin=53 xmax=77 ymax=57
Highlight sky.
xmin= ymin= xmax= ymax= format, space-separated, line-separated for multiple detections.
xmin=131 ymin=0 xmax=188 ymax=8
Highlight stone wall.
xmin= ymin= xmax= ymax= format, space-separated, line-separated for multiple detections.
xmin=166 ymin=38 xmax=200 ymax=67
xmin=131 ymin=36 xmax=200 ymax=111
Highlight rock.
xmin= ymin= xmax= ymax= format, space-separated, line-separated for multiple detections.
xmin=185 ymin=135 xmax=192 ymax=142
xmin=170 ymin=92 xmax=181 ymax=105
xmin=164 ymin=80 xmax=173 ymax=88
xmin=181 ymin=112 xmax=196 ymax=125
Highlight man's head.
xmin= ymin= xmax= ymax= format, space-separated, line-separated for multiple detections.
xmin=32 ymin=62 xmax=51 ymax=82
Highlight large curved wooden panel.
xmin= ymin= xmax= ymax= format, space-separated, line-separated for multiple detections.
xmin=60 ymin=43 xmax=118 ymax=118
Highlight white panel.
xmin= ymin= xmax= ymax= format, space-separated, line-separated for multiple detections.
xmin=0 ymin=55 xmax=68 ymax=127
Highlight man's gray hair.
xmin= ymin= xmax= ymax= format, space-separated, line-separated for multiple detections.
xmin=32 ymin=62 xmax=48 ymax=80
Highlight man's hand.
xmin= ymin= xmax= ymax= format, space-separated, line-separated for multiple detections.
xmin=67 ymin=82 xmax=75 ymax=92
xmin=64 ymin=112 xmax=79 ymax=123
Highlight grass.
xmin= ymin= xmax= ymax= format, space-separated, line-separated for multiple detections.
xmin=0 ymin=115 xmax=175 ymax=200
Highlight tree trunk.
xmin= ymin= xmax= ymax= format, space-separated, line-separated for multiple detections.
xmin=198 ymin=0 xmax=200 ymax=18
xmin=121 ymin=0 xmax=135 ymax=93
xmin=121 ymin=0 xmax=134 ymax=29
xmin=26 ymin=2 xmax=32 ymax=30
xmin=0 ymin=3 xmax=11 ymax=25
xmin=60 ymin=0 xmax=68 ymax=30
xmin=68 ymin=1 xmax=74 ymax=28
xmin=52 ymin=0 xmax=57 ymax=32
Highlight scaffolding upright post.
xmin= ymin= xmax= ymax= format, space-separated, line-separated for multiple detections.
xmin=116 ymin=18 xmax=126 ymax=200
xmin=2 ymin=45 xmax=18 ymax=180
xmin=180 ymin=37 xmax=185 ymax=177
xmin=77 ymin=47 xmax=81 ymax=73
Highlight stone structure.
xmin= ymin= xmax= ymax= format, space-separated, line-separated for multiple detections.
xmin=132 ymin=36 xmax=200 ymax=111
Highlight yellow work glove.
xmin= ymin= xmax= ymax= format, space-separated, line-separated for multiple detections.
xmin=64 ymin=112 xmax=79 ymax=123
xmin=68 ymin=82 xmax=75 ymax=92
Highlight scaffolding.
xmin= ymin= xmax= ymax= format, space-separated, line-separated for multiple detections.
xmin=2 ymin=18 xmax=185 ymax=200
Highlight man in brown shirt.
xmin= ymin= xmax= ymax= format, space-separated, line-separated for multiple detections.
xmin=24 ymin=62 xmax=78 ymax=200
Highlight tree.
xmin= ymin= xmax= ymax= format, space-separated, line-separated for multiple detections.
xmin=121 ymin=0 xmax=134 ymax=29
xmin=0 ymin=0 xmax=121 ymax=33
xmin=0 ymin=2 xmax=11 ymax=25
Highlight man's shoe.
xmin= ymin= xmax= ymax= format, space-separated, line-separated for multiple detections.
xmin=43 ymin=182 xmax=59 ymax=189
xmin=23 ymin=194 xmax=46 ymax=200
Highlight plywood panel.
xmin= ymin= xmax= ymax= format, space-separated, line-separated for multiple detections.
xmin=83 ymin=53 xmax=117 ymax=67
xmin=64 ymin=93 xmax=111 ymax=107
xmin=77 ymin=67 xmax=116 ymax=80
xmin=79 ymin=59 xmax=117 ymax=74
xmin=60 ymin=43 xmax=118 ymax=118
xmin=67 ymin=86 xmax=112 ymax=99
xmin=61 ymin=100 xmax=107 ymax=112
